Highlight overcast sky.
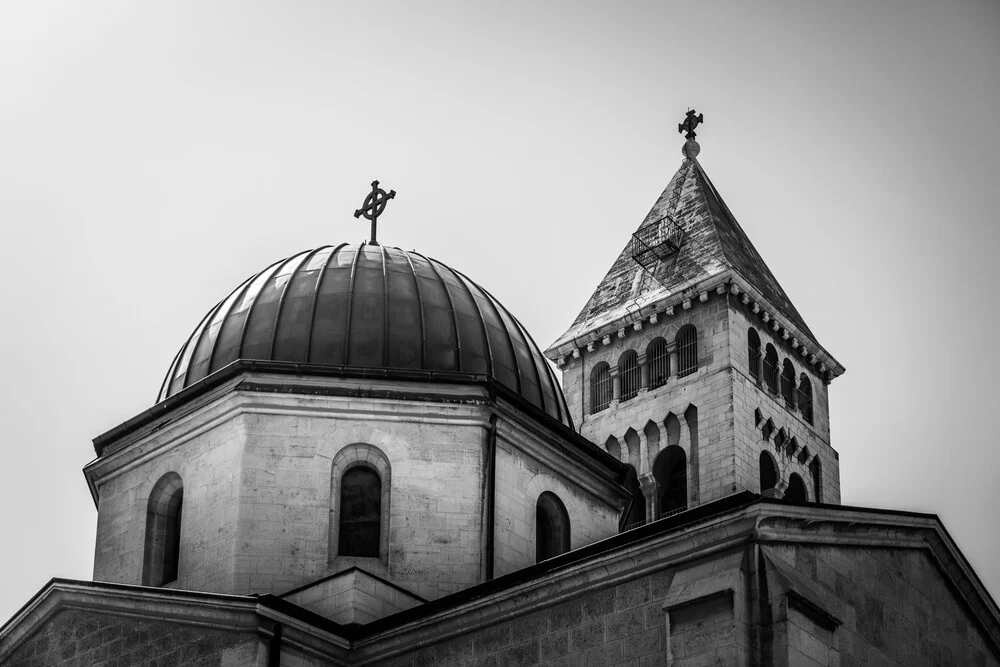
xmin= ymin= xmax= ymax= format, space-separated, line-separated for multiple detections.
xmin=1 ymin=1 xmax=998 ymax=623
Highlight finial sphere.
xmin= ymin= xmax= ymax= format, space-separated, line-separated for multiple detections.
xmin=682 ymin=139 xmax=701 ymax=158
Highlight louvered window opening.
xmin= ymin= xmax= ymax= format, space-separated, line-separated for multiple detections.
xmin=620 ymin=353 xmax=640 ymax=402
xmin=763 ymin=356 xmax=779 ymax=394
xmin=591 ymin=365 xmax=613 ymax=413
xmin=676 ymin=327 xmax=698 ymax=378
xmin=747 ymin=330 xmax=761 ymax=383
xmin=648 ymin=340 xmax=669 ymax=389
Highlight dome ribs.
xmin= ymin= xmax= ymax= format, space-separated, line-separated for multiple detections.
xmin=341 ymin=244 xmax=365 ymax=366
xmin=449 ymin=267 xmax=522 ymax=397
xmin=268 ymin=247 xmax=326 ymax=361
xmin=304 ymin=244 xmax=347 ymax=366
xmin=399 ymin=249 xmax=428 ymax=370
xmin=156 ymin=243 xmax=572 ymax=428
xmin=415 ymin=251 xmax=463 ymax=373
xmin=206 ymin=273 xmax=258 ymax=376
xmin=437 ymin=263 xmax=494 ymax=379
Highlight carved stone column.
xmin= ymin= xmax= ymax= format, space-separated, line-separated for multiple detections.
xmin=610 ymin=367 xmax=621 ymax=402
xmin=639 ymin=472 xmax=659 ymax=523
xmin=668 ymin=343 xmax=679 ymax=379
xmin=638 ymin=352 xmax=649 ymax=393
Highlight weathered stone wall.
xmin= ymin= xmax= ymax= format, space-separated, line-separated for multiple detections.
xmin=92 ymin=412 xmax=245 ymax=593
xmin=729 ymin=304 xmax=841 ymax=503
xmin=492 ymin=434 xmax=622 ymax=577
xmin=4 ymin=609 xmax=257 ymax=667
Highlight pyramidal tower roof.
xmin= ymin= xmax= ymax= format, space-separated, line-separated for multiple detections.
xmin=547 ymin=131 xmax=841 ymax=377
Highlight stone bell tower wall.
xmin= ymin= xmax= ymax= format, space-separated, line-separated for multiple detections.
xmin=728 ymin=303 xmax=841 ymax=504
xmin=557 ymin=290 xmax=740 ymax=513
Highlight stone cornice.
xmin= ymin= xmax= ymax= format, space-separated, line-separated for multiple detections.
xmin=545 ymin=269 xmax=845 ymax=383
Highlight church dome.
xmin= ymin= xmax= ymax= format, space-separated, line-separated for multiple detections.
xmin=158 ymin=243 xmax=571 ymax=425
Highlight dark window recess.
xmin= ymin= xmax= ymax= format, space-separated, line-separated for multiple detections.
xmin=339 ymin=467 xmax=381 ymax=557
xmin=536 ymin=492 xmax=570 ymax=562
xmin=619 ymin=352 xmax=640 ymax=401
xmin=747 ymin=328 xmax=761 ymax=382
xmin=142 ymin=473 xmax=183 ymax=587
xmin=759 ymin=451 xmax=778 ymax=496
xmin=654 ymin=445 xmax=688 ymax=516
xmin=647 ymin=338 xmax=669 ymax=389
xmin=780 ymin=359 xmax=796 ymax=408
xmin=763 ymin=344 xmax=779 ymax=393
xmin=591 ymin=363 xmax=612 ymax=413
xmin=785 ymin=473 xmax=807 ymax=503
xmin=675 ymin=325 xmax=698 ymax=378
xmin=810 ymin=457 xmax=822 ymax=503
xmin=798 ymin=375 xmax=814 ymax=425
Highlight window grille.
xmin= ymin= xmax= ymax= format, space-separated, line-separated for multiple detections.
xmin=763 ymin=345 xmax=779 ymax=393
xmin=619 ymin=352 xmax=640 ymax=401
xmin=647 ymin=338 xmax=669 ymax=389
xmin=780 ymin=359 xmax=796 ymax=408
xmin=747 ymin=329 xmax=761 ymax=382
xmin=590 ymin=363 xmax=612 ymax=413
xmin=675 ymin=325 xmax=698 ymax=378
xmin=797 ymin=375 xmax=814 ymax=424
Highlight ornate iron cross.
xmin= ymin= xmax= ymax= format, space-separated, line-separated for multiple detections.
xmin=678 ymin=109 xmax=704 ymax=140
xmin=354 ymin=180 xmax=396 ymax=246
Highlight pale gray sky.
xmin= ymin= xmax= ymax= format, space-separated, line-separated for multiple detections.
xmin=1 ymin=1 xmax=998 ymax=623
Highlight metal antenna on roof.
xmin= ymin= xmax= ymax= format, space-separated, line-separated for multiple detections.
xmin=354 ymin=180 xmax=396 ymax=246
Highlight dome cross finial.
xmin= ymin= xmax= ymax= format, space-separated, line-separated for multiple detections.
xmin=353 ymin=180 xmax=396 ymax=246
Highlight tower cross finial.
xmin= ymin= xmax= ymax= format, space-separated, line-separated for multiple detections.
xmin=354 ymin=180 xmax=396 ymax=246
xmin=678 ymin=109 xmax=704 ymax=140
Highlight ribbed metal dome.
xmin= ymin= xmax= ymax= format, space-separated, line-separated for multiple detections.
xmin=158 ymin=243 xmax=571 ymax=425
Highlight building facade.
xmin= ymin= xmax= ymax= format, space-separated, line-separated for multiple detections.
xmin=2 ymin=132 xmax=998 ymax=666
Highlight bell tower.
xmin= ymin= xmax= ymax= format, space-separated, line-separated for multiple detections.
xmin=545 ymin=112 xmax=846 ymax=525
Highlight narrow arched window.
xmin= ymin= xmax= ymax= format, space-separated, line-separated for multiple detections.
xmin=810 ymin=457 xmax=822 ymax=504
xmin=339 ymin=467 xmax=381 ymax=557
xmin=590 ymin=363 xmax=612 ymax=413
xmin=536 ymin=492 xmax=570 ymax=562
xmin=747 ymin=328 xmax=761 ymax=383
xmin=780 ymin=359 xmax=796 ymax=408
xmin=653 ymin=445 xmax=687 ymax=516
xmin=759 ymin=451 xmax=778 ymax=497
xmin=798 ymin=374 xmax=814 ymax=425
xmin=676 ymin=325 xmax=698 ymax=377
xmin=142 ymin=473 xmax=183 ymax=587
xmin=619 ymin=351 xmax=640 ymax=402
xmin=785 ymin=473 xmax=807 ymax=503
xmin=763 ymin=344 xmax=779 ymax=393
xmin=647 ymin=338 xmax=669 ymax=389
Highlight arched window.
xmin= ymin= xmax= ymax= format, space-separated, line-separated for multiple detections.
xmin=647 ymin=338 xmax=669 ymax=389
xmin=780 ymin=359 xmax=796 ymax=408
xmin=810 ymin=457 xmax=822 ymax=503
xmin=763 ymin=344 xmax=779 ymax=394
xmin=675 ymin=325 xmax=698 ymax=378
xmin=759 ymin=451 xmax=778 ymax=497
xmin=785 ymin=473 xmax=807 ymax=503
xmin=798 ymin=374 xmax=814 ymax=425
xmin=339 ymin=467 xmax=381 ymax=557
xmin=590 ymin=363 xmax=612 ymax=413
xmin=619 ymin=351 xmax=640 ymax=402
xmin=747 ymin=328 xmax=761 ymax=383
xmin=653 ymin=445 xmax=687 ymax=516
xmin=142 ymin=472 xmax=183 ymax=587
xmin=536 ymin=492 xmax=570 ymax=562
